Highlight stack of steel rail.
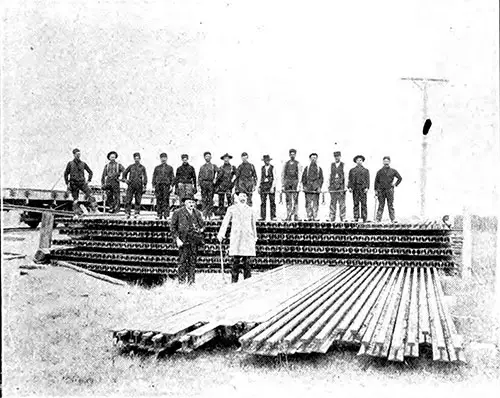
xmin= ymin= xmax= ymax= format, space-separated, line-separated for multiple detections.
xmin=51 ymin=218 xmax=459 ymax=276
xmin=112 ymin=264 xmax=464 ymax=363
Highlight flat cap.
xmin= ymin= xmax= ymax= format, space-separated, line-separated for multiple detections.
xmin=160 ymin=152 xmax=168 ymax=158
xmin=241 ymin=152 xmax=248 ymax=157
xmin=133 ymin=152 xmax=141 ymax=158
xmin=203 ymin=151 xmax=211 ymax=157
xmin=289 ymin=148 xmax=297 ymax=154
xmin=72 ymin=148 xmax=80 ymax=154
xmin=383 ymin=156 xmax=391 ymax=161
xmin=181 ymin=154 xmax=189 ymax=159
xmin=333 ymin=151 xmax=341 ymax=156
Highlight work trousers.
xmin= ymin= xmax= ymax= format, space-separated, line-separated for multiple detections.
xmin=236 ymin=181 xmax=254 ymax=206
xmin=283 ymin=181 xmax=299 ymax=221
xmin=200 ymin=181 xmax=215 ymax=218
xmin=352 ymin=189 xmax=367 ymax=222
xmin=329 ymin=191 xmax=346 ymax=221
xmin=231 ymin=256 xmax=252 ymax=283
xmin=155 ymin=184 xmax=171 ymax=219
xmin=376 ymin=187 xmax=395 ymax=222
xmin=218 ymin=192 xmax=233 ymax=217
xmin=177 ymin=183 xmax=195 ymax=202
xmin=125 ymin=184 xmax=143 ymax=215
xmin=104 ymin=181 xmax=120 ymax=213
xmin=178 ymin=243 xmax=198 ymax=284
xmin=305 ymin=193 xmax=320 ymax=221
xmin=260 ymin=185 xmax=276 ymax=220
xmin=69 ymin=181 xmax=96 ymax=212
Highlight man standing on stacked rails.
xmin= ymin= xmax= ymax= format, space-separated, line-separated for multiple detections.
xmin=374 ymin=156 xmax=402 ymax=223
xmin=328 ymin=150 xmax=346 ymax=222
xmin=281 ymin=148 xmax=302 ymax=221
xmin=348 ymin=155 xmax=370 ymax=222
xmin=198 ymin=151 xmax=218 ymax=220
xmin=174 ymin=154 xmax=197 ymax=202
xmin=101 ymin=150 xmax=124 ymax=213
xmin=234 ymin=152 xmax=258 ymax=207
xmin=64 ymin=148 xmax=97 ymax=215
xmin=259 ymin=155 xmax=277 ymax=221
xmin=152 ymin=152 xmax=174 ymax=220
xmin=302 ymin=153 xmax=324 ymax=221
xmin=122 ymin=152 xmax=148 ymax=219
xmin=215 ymin=153 xmax=237 ymax=217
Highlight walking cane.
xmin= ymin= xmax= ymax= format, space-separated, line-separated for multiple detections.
xmin=219 ymin=242 xmax=225 ymax=282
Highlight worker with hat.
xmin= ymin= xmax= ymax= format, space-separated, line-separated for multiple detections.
xmin=234 ymin=152 xmax=258 ymax=207
xmin=174 ymin=154 xmax=197 ymax=202
xmin=281 ymin=148 xmax=303 ymax=221
xmin=348 ymin=155 xmax=370 ymax=222
xmin=217 ymin=191 xmax=257 ymax=283
xmin=302 ymin=153 xmax=324 ymax=221
xmin=374 ymin=156 xmax=402 ymax=222
xmin=215 ymin=153 xmax=237 ymax=217
xmin=328 ymin=150 xmax=346 ymax=222
xmin=122 ymin=152 xmax=148 ymax=218
xmin=259 ymin=155 xmax=277 ymax=220
xmin=198 ymin=151 xmax=219 ymax=219
xmin=101 ymin=151 xmax=124 ymax=213
xmin=171 ymin=194 xmax=205 ymax=284
xmin=152 ymin=152 xmax=175 ymax=220
xmin=64 ymin=148 xmax=97 ymax=215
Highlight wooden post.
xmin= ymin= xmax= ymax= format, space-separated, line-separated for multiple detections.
xmin=39 ymin=212 xmax=54 ymax=249
xmin=461 ymin=208 xmax=472 ymax=279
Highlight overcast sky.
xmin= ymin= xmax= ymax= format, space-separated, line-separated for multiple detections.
xmin=2 ymin=0 xmax=499 ymax=217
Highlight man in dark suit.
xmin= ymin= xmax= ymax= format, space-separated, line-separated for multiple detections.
xmin=281 ymin=149 xmax=302 ymax=221
xmin=215 ymin=153 xmax=237 ymax=217
xmin=258 ymin=155 xmax=276 ymax=221
xmin=152 ymin=152 xmax=174 ymax=220
xmin=122 ymin=152 xmax=148 ymax=219
xmin=302 ymin=153 xmax=324 ymax=221
xmin=170 ymin=195 xmax=205 ymax=284
xmin=234 ymin=152 xmax=258 ymax=206
xmin=328 ymin=150 xmax=346 ymax=222
xmin=348 ymin=155 xmax=370 ymax=222
xmin=375 ymin=156 xmax=402 ymax=222
xmin=101 ymin=151 xmax=124 ymax=213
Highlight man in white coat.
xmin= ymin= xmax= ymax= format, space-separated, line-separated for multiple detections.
xmin=217 ymin=192 xmax=258 ymax=283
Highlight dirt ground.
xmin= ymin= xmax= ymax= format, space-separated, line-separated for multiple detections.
xmin=2 ymin=213 xmax=500 ymax=397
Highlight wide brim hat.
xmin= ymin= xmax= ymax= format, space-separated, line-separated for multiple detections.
xmin=262 ymin=155 xmax=272 ymax=161
xmin=107 ymin=151 xmax=118 ymax=160
xmin=181 ymin=195 xmax=196 ymax=202
xmin=353 ymin=155 xmax=365 ymax=162
xmin=221 ymin=153 xmax=233 ymax=160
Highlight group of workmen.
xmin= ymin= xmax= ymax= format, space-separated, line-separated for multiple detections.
xmin=64 ymin=147 xmax=403 ymax=284
xmin=64 ymin=147 xmax=402 ymax=223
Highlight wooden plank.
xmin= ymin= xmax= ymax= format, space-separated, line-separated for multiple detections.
xmin=39 ymin=212 xmax=55 ymax=249
xmin=404 ymin=267 xmax=420 ymax=357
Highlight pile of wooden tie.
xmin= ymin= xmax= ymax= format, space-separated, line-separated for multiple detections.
xmin=113 ymin=265 xmax=464 ymax=362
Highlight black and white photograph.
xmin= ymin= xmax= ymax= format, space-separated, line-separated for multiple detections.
xmin=1 ymin=0 xmax=499 ymax=396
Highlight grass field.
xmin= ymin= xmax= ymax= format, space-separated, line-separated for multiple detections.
xmin=2 ymin=222 xmax=500 ymax=397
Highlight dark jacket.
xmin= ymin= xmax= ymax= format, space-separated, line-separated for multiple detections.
xmin=329 ymin=162 xmax=345 ymax=191
xmin=170 ymin=206 xmax=205 ymax=244
xmin=216 ymin=163 xmax=237 ymax=193
xmin=152 ymin=163 xmax=174 ymax=187
xmin=282 ymin=160 xmax=300 ymax=183
xmin=101 ymin=162 xmax=125 ymax=186
xmin=375 ymin=166 xmax=402 ymax=191
xmin=198 ymin=163 xmax=218 ymax=185
xmin=174 ymin=163 xmax=197 ymax=187
xmin=64 ymin=159 xmax=93 ymax=184
xmin=302 ymin=163 xmax=324 ymax=192
xmin=260 ymin=164 xmax=275 ymax=187
xmin=348 ymin=165 xmax=370 ymax=190
xmin=235 ymin=162 xmax=258 ymax=190
xmin=123 ymin=163 xmax=148 ymax=187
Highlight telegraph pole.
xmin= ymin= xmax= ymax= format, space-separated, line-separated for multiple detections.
xmin=401 ymin=77 xmax=449 ymax=219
